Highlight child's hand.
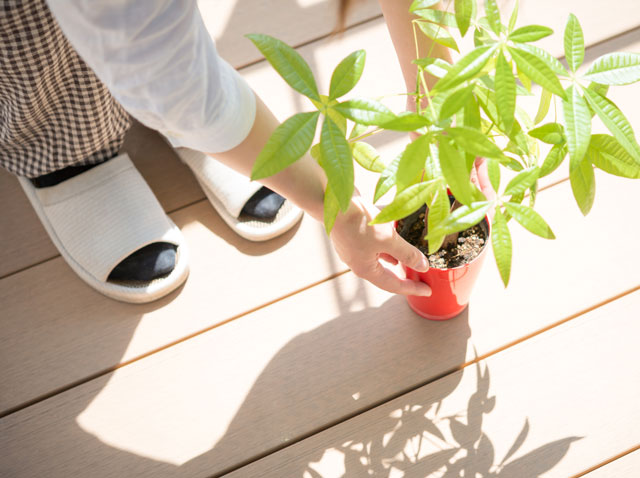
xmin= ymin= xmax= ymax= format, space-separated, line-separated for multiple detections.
xmin=329 ymin=195 xmax=432 ymax=297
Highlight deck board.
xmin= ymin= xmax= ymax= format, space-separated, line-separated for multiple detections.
xmin=1 ymin=173 xmax=638 ymax=475
xmin=582 ymin=449 xmax=640 ymax=478
xmin=223 ymin=291 xmax=640 ymax=478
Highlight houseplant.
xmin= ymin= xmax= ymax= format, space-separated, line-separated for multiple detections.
xmin=246 ymin=0 xmax=640 ymax=319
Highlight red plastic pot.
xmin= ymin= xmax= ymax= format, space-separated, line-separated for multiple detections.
xmin=401 ymin=217 xmax=490 ymax=321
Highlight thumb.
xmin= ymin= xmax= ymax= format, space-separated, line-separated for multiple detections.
xmin=386 ymin=231 xmax=430 ymax=272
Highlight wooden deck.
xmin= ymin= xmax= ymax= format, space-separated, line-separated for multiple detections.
xmin=1 ymin=1 xmax=639 ymax=476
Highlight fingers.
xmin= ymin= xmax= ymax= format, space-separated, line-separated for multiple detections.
xmin=385 ymin=230 xmax=430 ymax=272
xmin=356 ymin=261 xmax=432 ymax=297
xmin=379 ymin=253 xmax=398 ymax=265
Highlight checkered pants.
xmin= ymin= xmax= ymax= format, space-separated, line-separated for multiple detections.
xmin=0 ymin=0 xmax=131 ymax=178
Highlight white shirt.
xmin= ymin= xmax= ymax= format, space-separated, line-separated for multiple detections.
xmin=46 ymin=0 xmax=256 ymax=153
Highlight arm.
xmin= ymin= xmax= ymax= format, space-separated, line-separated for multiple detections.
xmin=48 ymin=0 xmax=431 ymax=296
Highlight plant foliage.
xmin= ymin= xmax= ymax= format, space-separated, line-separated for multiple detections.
xmin=247 ymin=2 xmax=640 ymax=287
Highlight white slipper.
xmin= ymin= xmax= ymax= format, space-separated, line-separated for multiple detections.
xmin=175 ymin=147 xmax=303 ymax=241
xmin=19 ymin=154 xmax=189 ymax=303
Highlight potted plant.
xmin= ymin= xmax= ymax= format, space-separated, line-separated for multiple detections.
xmin=246 ymin=0 xmax=640 ymax=319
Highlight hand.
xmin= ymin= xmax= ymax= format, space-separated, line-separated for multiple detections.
xmin=329 ymin=195 xmax=432 ymax=297
xmin=470 ymin=157 xmax=496 ymax=220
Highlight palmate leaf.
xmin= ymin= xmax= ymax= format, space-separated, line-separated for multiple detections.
xmin=485 ymin=0 xmax=502 ymax=35
xmin=487 ymin=157 xmax=501 ymax=191
xmin=582 ymin=87 xmax=640 ymax=162
xmin=410 ymin=0 xmax=441 ymax=12
xmin=508 ymin=0 xmax=519 ymax=32
xmin=329 ymin=50 xmax=366 ymax=100
xmin=396 ymin=134 xmax=431 ymax=192
xmin=528 ymin=122 xmax=565 ymax=144
xmin=252 ymin=111 xmax=319 ymax=180
xmin=333 ymin=98 xmax=395 ymax=126
xmin=512 ymin=43 xmax=568 ymax=76
xmin=534 ymin=88 xmax=553 ymax=125
xmin=439 ymin=83 xmax=475 ymax=120
xmin=246 ymin=34 xmax=320 ymax=101
xmin=507 ymin=46 xmax=566 ymax=98
xmin=504 ymin=202 xmax=555 ymax=238
xmin=428 ymin=186 xmax=450 ymax=253
xmin=434 ymin=45 xmax=498 ymax=92
xmin=417 ymin=21 xmax=459 ymax=52
xmin=427 ymin=201 xmax=492 ymax=238
xmin=491 ymin=208 xmax=512 ymax=287
xmin=323 ymin=184 xmax=340 ymax=234
xmin=539 ymin=143 xmax=568 ymax=177
xmin=588 ymin=134 xmax=640 ymax=179
xmin=503 ymin=166 xmax=539 ymax=196
xmin=439 ymin=138 xmax=475 ymax=206
xmin=569 ymin=151 xmax=595 ymax=215
xmin=414 ymin=9 xmax=458 ymax=28
xmin=496 ymin=51 xmax=516 ymax=132
xmin=351 ymin=141 xmax=386 ymax=173
xmin=374 ymin=155 xmax=401 ymax=202
xmin=454 ymin=0 xmax=474 ymax=36
xmin=562 ymin=85 xmax=591 ymax=164
xmin=381 ymin=112 xmax=431 ymax=131
xmin=564 ymin=13 xmax=584 ymax=72
xmin=320 ymin=116 xmax=354 ymax=212
xmin=583 ymin=52 xmax=640 ymax=85
xmin=370 ymin=180 xmax=436 ymax=224
xmin=509 ymin=25 xmax=553 ymax=43
xmin=446 ymin=126 xmax=505 ymax=158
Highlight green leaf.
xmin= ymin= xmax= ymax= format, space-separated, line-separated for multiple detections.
xmin=252 ymin=111 xmax=319 ymax=180
xmin=414 ymin=9 xmax=458 ymax=27
xmin=534 ymin=88 xmax=553 ymax=125
xmin=512 ymin=43 xmax=569 ymax=76
xmin=333 ymin=99 xmax=395 ymax=126
xmin=329 ymin=50 xmax=366 ymax=100
xmin=427 ymin=186 xmax=450 ymax=253
xmin=323 ymin=184 xmax=340 ymax=234
xmin=396 ymin=134 xmax=431 ymax=192
xmin=246 ymin=34 xmax=320 ymax=101
xmin=439 ymin=84 xmax=475 ymax=120
xmin=509 ymin=25 xmax=553 ymax=43
xmin=410 ymin=0 xmax=441 ymax=12
xmin=320 ymin=116 xmax=354 ymax=212
xmin=424 ymin=143 xmax=443 ymax=181
xmin=427 ymin=201 xmax=491 ymax=237
xmin=446 ymin=126 xmax=505 ymax=158
xmin=503 ymin=166 xmax=539 ymax=196
xmin=349 ymin=122 xmax=367 ymax=140
xmin=582 ymin=87 xmax=640 ymax=162
xmin=496 ymin=52 xmax=516 ymax=132
xmin=504 ymin=202 xmax=555 ymax=238
xmin=569 ymin=152 xmax=595 ymax=215
xmin=492 ymin=208 xmax=512 ymax=287
xmin=422 ymin=58 xmax=453 ymax=78
xmin=564 ymin=14 xmax=584 ymax=72
xmin=528 ymin=122 xmax=565 ymax=144
xmin=583 ymin=52 xmax=640 ymax=85
xmin=485 ymin=0 xmax=502 ymax=35
xmin=352 ymin=141 xmax=386 ymax=173
xmin=507 ymin=46 xmax=566 ymax=98
xmin=455 ymin=0 xmax=474 ymax=36
xmin=439 ymin=138 xmax=474 ymax=206
xmin=539 ymin=143 xmax=568 ymax=177
xmin=464 ymin=93 xmax=482 ymax=129
xmin=562 ymin=84 xmax=591 ymax=164
xmin=588 ymin=134 xmax=640 ymax=179
xmin=435 ymin=45 xmax=498 ymax=92
xmin=374 ymin=155 xmax=401 ymax=202
xmin=370 ymin=181 xmax=435 ymax=224
xmin=508 ymin=0 xmax=518 ymax=32
xmin=417 ymin=21 xmax=459 ymax=51
xmin=382 ymin=112 xmax=431 ymax=131
xmin=487 ymin=157 xmax=501 ymax=191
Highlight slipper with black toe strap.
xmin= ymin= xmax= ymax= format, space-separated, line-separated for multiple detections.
xmin=19 ymin=153 xmax=189 ymax=303
xmin=176 ymin=147 xmax=303 ymax=242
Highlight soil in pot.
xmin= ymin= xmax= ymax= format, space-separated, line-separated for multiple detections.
xmin=396 ymin=205 xmax=488 ymax=269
